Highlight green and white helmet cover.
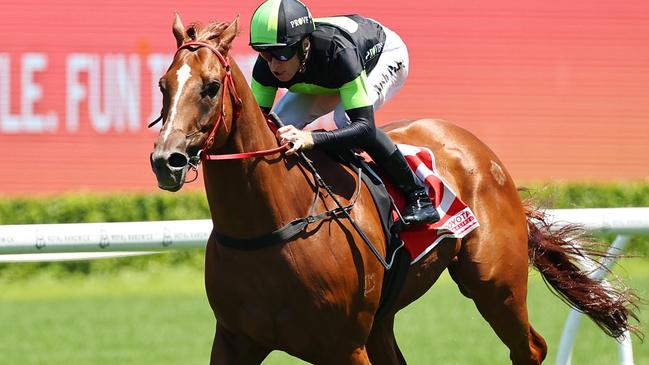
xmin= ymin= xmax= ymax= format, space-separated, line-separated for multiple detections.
xmin=249 ymin=0 xmax=316 ymax=49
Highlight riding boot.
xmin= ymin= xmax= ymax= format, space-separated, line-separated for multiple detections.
xmin=382 ymin=149 xmax=440 ymax=225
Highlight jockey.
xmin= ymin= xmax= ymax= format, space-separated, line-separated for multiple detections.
xmin=249 ymin=0 xmax=439 ymax=225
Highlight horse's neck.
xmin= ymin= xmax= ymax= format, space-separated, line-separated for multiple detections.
xmin=203 ymin=59 xmax=313 ymax=237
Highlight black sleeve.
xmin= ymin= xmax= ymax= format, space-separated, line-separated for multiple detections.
xmin=311 ymin=106 xmax=376 ymax=151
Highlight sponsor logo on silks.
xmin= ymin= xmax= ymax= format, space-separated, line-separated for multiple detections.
xmin=290 ymin=16 xmax=311 ymax=29
xmin=365 ymin=42 xmax=384 ymax=61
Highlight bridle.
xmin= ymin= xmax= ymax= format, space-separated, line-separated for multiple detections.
xmin=149 ymin=40 xmax=289 ymax=172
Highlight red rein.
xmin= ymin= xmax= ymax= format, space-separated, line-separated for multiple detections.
xmin=174 ymin=41 xmax=288 ymax=161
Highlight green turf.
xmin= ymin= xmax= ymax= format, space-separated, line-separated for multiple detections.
xmin=1 ymin=258 xmax=647 ymax=364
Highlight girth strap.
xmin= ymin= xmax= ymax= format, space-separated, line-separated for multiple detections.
xmin=213 ymin=205 xmax=353 ymax=250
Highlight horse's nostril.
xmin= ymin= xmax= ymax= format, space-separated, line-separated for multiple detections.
xmin=168 ymin=153 xmax=189 ymax=168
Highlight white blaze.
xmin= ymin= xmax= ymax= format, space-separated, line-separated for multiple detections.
xmin=163 ymin=63 xmax=191 ymax=141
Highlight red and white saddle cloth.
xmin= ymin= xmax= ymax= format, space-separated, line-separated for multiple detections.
xmin=382 ymin=144 xmax=480 ymax=264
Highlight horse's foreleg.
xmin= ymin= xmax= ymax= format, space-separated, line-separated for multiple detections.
xmin=209 ymin=323 xmax=270 ymax=365
xmin=366 ymin=315 xmax=407 ymax=365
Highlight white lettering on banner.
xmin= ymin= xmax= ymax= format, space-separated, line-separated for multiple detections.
xmin=147 ymin=54 xmax=172 ymax=130
xmin=0 ymin=53 xmax=20 ymax=132
xmin=66 ymin=54 xmax=141 ymax=133
xmin=111 ymin=54 xmax=140 ymax=132
xmin=1 ymin=52 xmax=243 ymax=135
xmin=0 ymin=53 xmax=58 ymax=133
xmin=22 ymin=53 xmax=58 ymax=132
xmin=87 ymin=55 xmax=111 ymax=133
xmin=66 ymin=53 xmax=88 ymax=132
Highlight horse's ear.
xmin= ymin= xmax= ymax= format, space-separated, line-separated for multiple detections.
xmin=217 ymin=15 xmax=239 ymax=54
xmin=173 ymin=12 xmax=188 ymax=47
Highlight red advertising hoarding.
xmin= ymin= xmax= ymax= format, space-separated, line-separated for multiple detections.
xmin=1 ymin=0 xmax=648 ymax=195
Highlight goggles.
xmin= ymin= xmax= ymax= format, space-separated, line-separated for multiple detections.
xmin=253 ymin=44 xmax=299 ymax=62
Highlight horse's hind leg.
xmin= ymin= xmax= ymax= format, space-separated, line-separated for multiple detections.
xmin=366 ymin=315 xmax=407 ymax=365
xmin=448 ymin=230 xmax=548 ymax=365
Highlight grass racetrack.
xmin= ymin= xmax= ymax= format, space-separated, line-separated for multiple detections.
xmin=1 ymin=254 xmax=647 ymax=364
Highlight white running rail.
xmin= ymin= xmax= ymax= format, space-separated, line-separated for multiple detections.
xmin=0 ymin=219 xmax=212 ymax=261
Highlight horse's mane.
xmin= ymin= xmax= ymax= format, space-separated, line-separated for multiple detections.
xmin=185 ymin=21 xmax=231 ymax=42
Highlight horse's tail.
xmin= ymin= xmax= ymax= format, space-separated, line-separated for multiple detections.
xmin=524 ymin=202 xmax=641 ymax=339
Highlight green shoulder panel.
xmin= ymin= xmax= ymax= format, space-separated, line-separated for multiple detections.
xmin=338 ymin=71 xmax=372 ymax=110
xmin=285 ymin=72 xmax=372 ymax=110
xmin=251 ymin=78 xmax=278 ymax=109
xmin=288 ymin=83 xmax=338 ymax=95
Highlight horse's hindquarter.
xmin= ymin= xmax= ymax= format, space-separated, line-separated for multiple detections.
xmin=204 ymin=155 xmax=387 ymax=358
xmin=384 ymin=119 xmax=529 ymax=308
xmin=385 ymin=118 xmax=523 ymax=218
xmin=386 ymin=119 xmax=505 ymax=194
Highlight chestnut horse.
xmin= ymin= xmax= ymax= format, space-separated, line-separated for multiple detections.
xmin=150 ymin=15 xmax=638 ymax=364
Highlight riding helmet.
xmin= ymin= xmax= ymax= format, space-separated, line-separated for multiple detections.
xmin=249 ymin=0 xmax=315 ymax=50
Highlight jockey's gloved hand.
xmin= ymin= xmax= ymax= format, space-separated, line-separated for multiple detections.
xmin=278 ymin=125 xmax=315 ymax=155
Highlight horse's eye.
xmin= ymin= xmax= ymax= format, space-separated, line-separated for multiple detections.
xmin=202 ymin=81 xmax=220 ymax=99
